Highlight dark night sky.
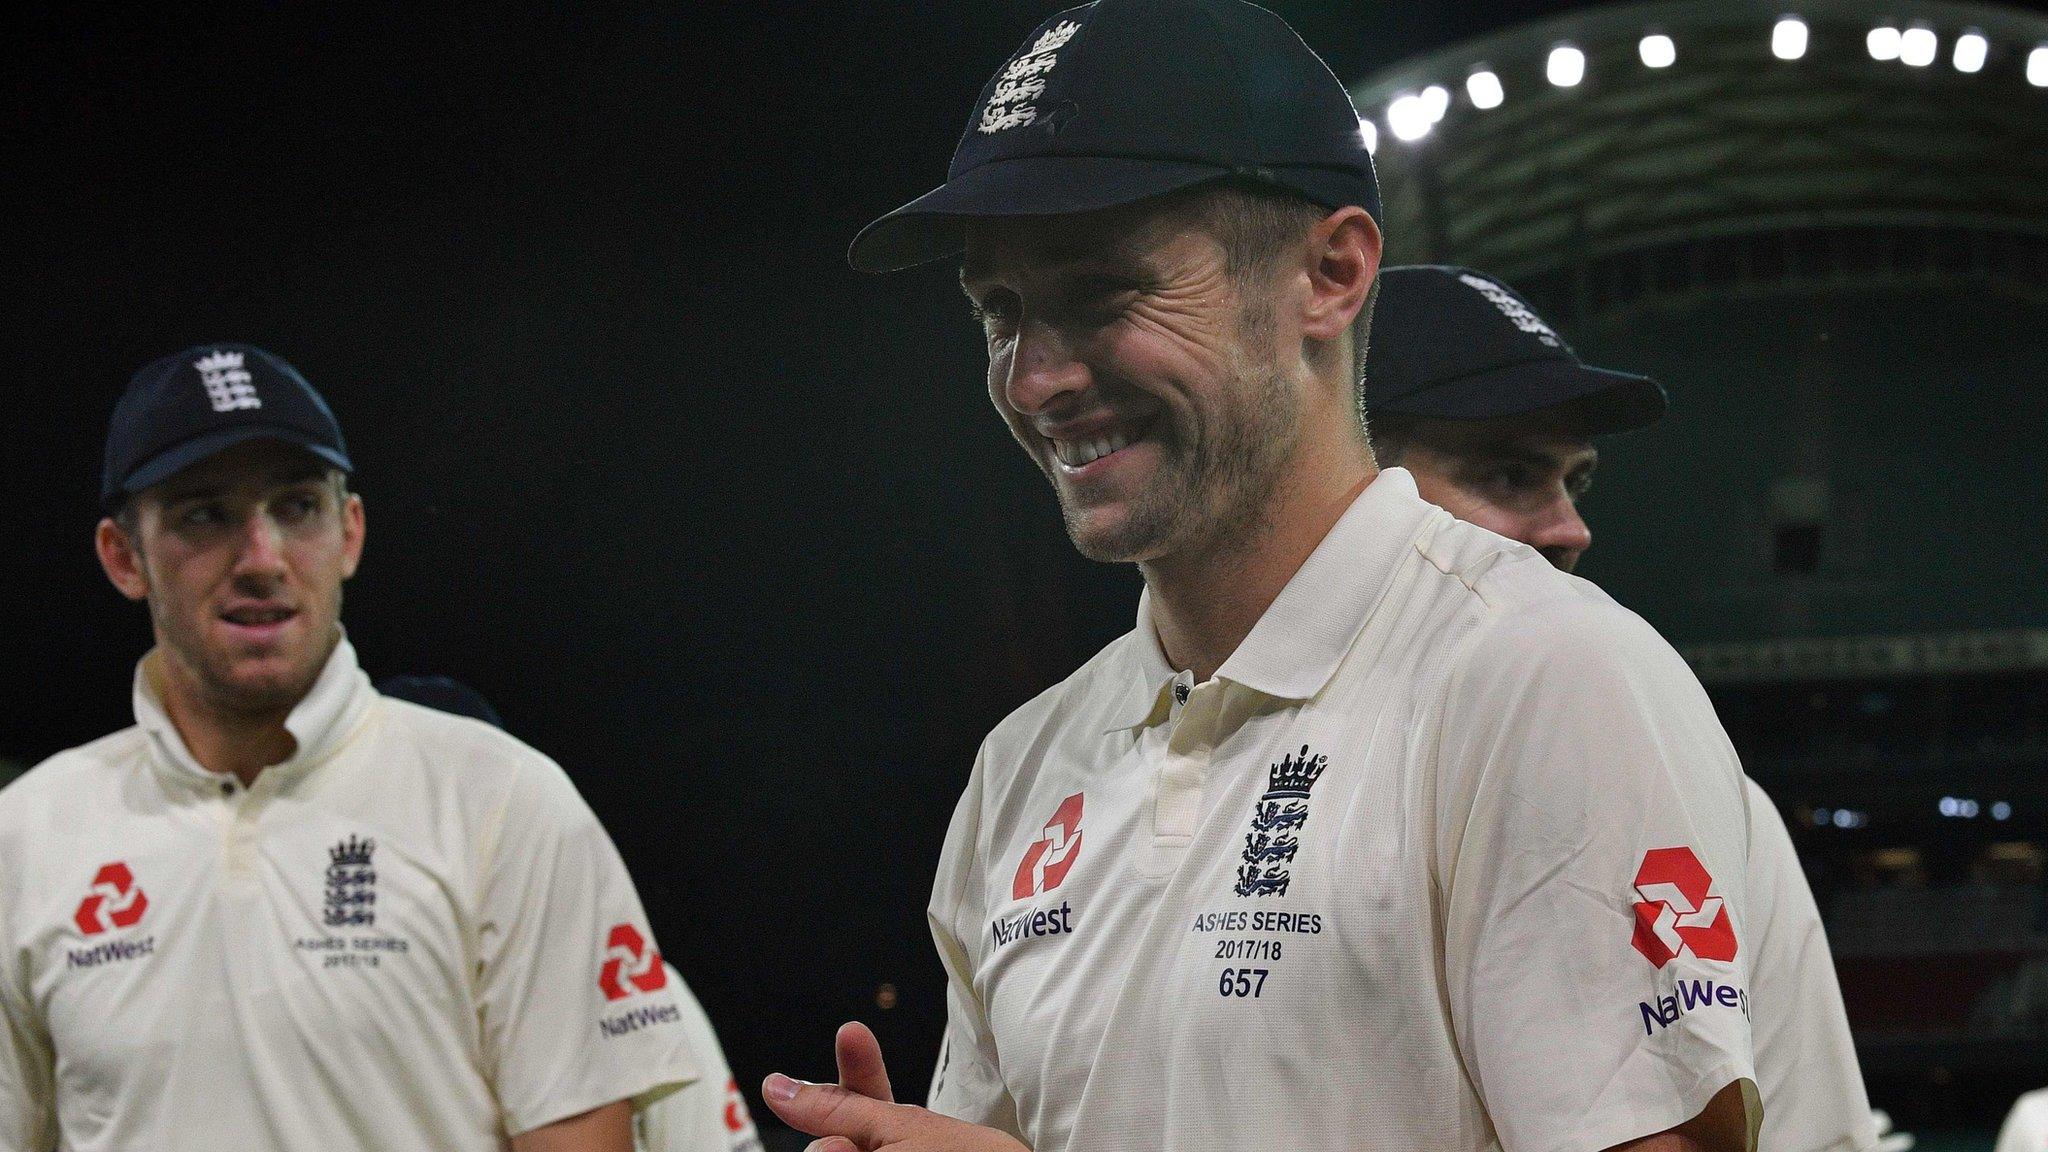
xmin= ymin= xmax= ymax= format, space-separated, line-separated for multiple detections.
xmin=8 ymin=0 xmax=2046 ymax=1129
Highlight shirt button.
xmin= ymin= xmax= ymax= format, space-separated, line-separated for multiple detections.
xmin=1174 ymin=683 xmax=1191 ymax=704
xmin=220 ymin=781 xmax=236 ymax=797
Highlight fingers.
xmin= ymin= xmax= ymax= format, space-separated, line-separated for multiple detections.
xmin=805 ymin=1140 xmax=860 ymax=1152
xmin=835 ymin=1020 xmax=895 ymax=1103
xmin=764 ymin=1073 xmax=907 ymax=1147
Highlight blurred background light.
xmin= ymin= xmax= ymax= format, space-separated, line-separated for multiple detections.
xmin=1953 ymin=31 xmax=1987 ymax=73
xmin=1640 ymin=34 xmax=1677 ymax=68
xmin=1900 ymin=26 xmax=1938 ymax=67
xmin=1466 ymin=69 xmax=1505 ymax=109
xmin=1387 ymin=94 xmax=1433 ymax=141
xmin=1773 ymin=17 xmax=1810 ymax=61
xmin=1421 ymin=84 xmax=1451 ymax=122
xmin=1358 ymin=116 xmax=1378 ymax=154
xmin=2029 ymin=45 xmax=2048 ymax=86
xmin=1868 ymin=24 xmax=1902 ymax=60
xmin=1547 ymin=44 xmax=1586 ymax=86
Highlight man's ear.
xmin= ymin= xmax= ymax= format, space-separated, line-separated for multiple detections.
xmin=340 ymin=492 xmax=366 ymax=580
xmin=96 ymin=517 xmax=149 ymax=602
xmin=1301 ymin=206 xmax=1382 ymax=342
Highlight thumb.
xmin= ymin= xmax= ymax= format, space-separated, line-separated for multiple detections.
xmin=835 ymin=1020 xmax=895 ymax=1103
xmin=764 ymin=1073 xmax=910 ymax=1147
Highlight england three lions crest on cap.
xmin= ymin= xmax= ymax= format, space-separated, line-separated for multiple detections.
xmin=1457 ymin=273 xmax=1561 ymax=348
xmin=193 ymin=349 xmax=262 ymax=412
xmin=1235 ymin=745 xmax=1328 ymax=898
xmin=979 ymin=18 xmax=1083 ymax=134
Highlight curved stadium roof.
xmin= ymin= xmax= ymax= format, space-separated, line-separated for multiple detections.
xmin=1351 ymin=0 xmax=2048 ymax=289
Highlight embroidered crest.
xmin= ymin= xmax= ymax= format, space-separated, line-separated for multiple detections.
xmin=1457 ymin=274 xmax=1561 ymax=348
xmin=1234 ymin=745 xmax=1328 ymax=898
xmin=979 ymin=20 xmax=1081 ymax=134
xmin=324 ymin=835 xmax=377 ymax=928
xmin=194 ymin=350 xmax=262 ymax=412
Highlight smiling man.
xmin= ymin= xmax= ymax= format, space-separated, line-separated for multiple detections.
xmin=1367 ymin=264 xmax=1881 ymax=1152
xmin=763 ymin=3 xmax=1761 ymax=1152
xmin=0 ymin=344 xmax=695 ymax=1151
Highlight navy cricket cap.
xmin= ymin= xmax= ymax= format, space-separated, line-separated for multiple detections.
xmin=1366 ymin=266 xmax=1666 ymax=435
xmin=849 ymin=0 xmax=1381 ymax=273
xmin=377 ymin=675 xmax=505 ymax=729
xmin=102 ymin=343 xmax=353 ymax=513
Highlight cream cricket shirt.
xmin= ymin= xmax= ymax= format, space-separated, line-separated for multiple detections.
xmin=1744 ymin=778 xmax=1879 ymax=1152
xmin=0 ymin=639 xmax=696 ymax=1151
xmin=634 ymin=963 xmax=763 ymax=1152
xmin=927 ymin=469 xmax=1759 ymax=1152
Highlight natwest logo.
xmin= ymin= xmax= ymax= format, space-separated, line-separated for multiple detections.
xmin=1630 ymin=847 xmax=1737 ymax=969
xmin=1012 ymin=792 xmax=1085 ymax=900
xmin=598 ymin=923 xmax=667 ymax=1002
xmin=74 ymin=862 xmax=149 ymax=936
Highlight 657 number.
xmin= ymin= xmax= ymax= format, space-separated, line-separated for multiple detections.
xmin=1218 ymin=968 xmax=1269 ymax=998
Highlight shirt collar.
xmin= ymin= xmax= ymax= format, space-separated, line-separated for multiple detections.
xmin=134 ymin=630 xmax=375 ymax=789
xmin=1104 ymin=468 xmax=1434 ymax=730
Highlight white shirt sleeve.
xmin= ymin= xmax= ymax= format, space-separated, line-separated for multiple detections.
xmin=635 ymin=965 xmax=761 ymax=1152
xmin=475 ymin=760 xmax=698 ymax=1136
xmin=925 ymin=750 xmax=1023 ymax=1135
xmin=1437 ymin=600 xmax=1759 ymax=1152
xmin=1744 ymin=778 xmax=1879 ymax=1152
xmin=1995 ymin=1090 xmax=2048 ymax=1152
xmin=0 ymin=864 xmax=57 ymax=1152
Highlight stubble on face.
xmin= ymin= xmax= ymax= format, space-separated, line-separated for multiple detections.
xmin=969 ymin=196 xmax=1309 ymax=570
xmin=1055 ymin=293 xmax=1302 ymax=566
xmin=128 ymin=443 xmax=356 ymax=723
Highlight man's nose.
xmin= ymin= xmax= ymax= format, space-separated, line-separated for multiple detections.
xmin=1533 ymin=497 xmax=1593 ymax=572
xmin=231 ymin=512 xmax=289 ymax=578
xmin=1000 ymin=320 xmax=1089 ymax=416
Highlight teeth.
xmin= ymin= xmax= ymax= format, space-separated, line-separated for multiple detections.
xmin=1054 ymin=428 xmax=1133 ymax=468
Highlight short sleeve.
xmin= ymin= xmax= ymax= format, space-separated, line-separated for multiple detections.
xmin=0 ymin=843 xmax=57 ymax=1151
xmin=925 ymin=750 xmax=1023 ymax=1135
xmin=1437 ymin=602 xmax=1759 ymax=1152
xmin=1743 ymin=779 xmax=1878 ymax=1152
xmin=1994 ymin=1090 xmax=2048 ymax=1152
xmin=634 ymin=965 xmax=760 ymax=1152
xmin=476 ymin=762 xmax=697 ymax=1136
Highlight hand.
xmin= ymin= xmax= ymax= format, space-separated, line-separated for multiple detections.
xmin=764 ymin=1021 xmax=1028 ymax=1152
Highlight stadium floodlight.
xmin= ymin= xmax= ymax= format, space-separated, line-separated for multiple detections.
xmin=1952 ymin=31 xmax=1987 ymax=72
xmin=1639 ymin=34 xmax=1676 ymax=68
xmin=1466 ymin=69 xmax=1505 ymax=109
xmin=1899 ymin=26 xmax=1937 ymax=66
xmin=2032 ymin=45 xmax=2048 ymax=87
xmin=1420 ymin=84 xmax=1451 ymax=123
xmin=1358 ymin=117 xmax=1378 ymax=155
xmin=1868 ymin=25 xmax=1902 ymax=60
xmin=1547 ymin=45 xmax=1586 ymax=87
xmin=1387 ymin=95 xmax=1433 ymax=142
xmin=1772 ymin=17 xmax=1809 ymax=61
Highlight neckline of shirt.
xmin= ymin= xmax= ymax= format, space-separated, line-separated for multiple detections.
xmin=1103 ymin=467 xmax=1434 ymax=733
xmin=132 ymin=630 xmax=376 ymax=792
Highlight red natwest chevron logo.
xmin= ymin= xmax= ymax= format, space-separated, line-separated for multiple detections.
xmin=598 ymin=922 xmax=667 ymax=1002
xmin=74 ymin=862 xmax=148 ymax=937
xmin=1012 ymin=792 xmax=1085 ymax=901
xmin=1630 ymin=847 xmax=1738 ymax=969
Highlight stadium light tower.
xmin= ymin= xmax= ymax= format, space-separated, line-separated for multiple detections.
xmin=1899 ymin=25 xmax=1938 ymax=65
xmin=1467 ymin=69 xmax=1505 ymax=108
xmin=1772 ymin=16 xmax=1810 ymax=59
xmin=1953 ymin=30 xmax=1988 ymax=71
xmin=1547 ymin=44 xmax=1586 ymax=85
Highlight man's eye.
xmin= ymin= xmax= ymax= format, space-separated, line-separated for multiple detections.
xmin=1482 ymin=467 xmax=1537 ymax=493
xmin=970 ymin=296 xmax=1020 ymax=336
xmin=180 ymin=504 xmax=225 ymax=527
xmin=278 ymin=495 xmax=320 ymax=520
